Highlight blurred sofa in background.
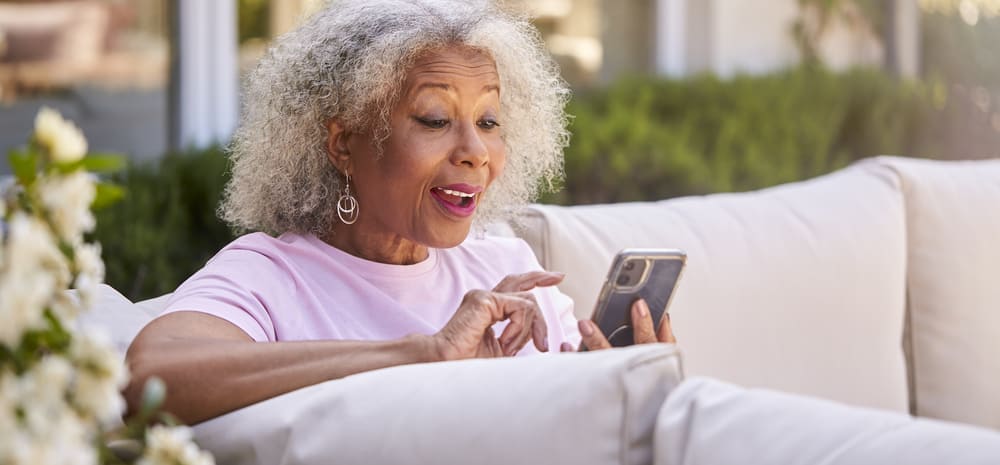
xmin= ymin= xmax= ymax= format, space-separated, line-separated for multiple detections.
xmin=84 ymin=156 xmax=1000 ymax=464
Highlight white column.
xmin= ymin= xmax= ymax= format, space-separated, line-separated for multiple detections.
xmin=892 ymin=0 xmax=921 ymax=78
xmin=654 ymin=0 xmax=687 ymax=77
xmin=174 ymin=0 xmax=238 ymax=149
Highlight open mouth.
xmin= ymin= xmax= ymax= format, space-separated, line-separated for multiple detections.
xmin=430 ymin=184 xmax=481 ymax=218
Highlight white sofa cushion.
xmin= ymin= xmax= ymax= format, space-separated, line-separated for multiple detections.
xmin=880 ymin=156 xmax=1000 ymax=429
xmin=655 ymin=377 xmax=1000 ymax=465
xmin=194 ymin=344 xmax=683 ymax=465
xmin=653 ymin=378 xmax=1000 ymax=465
xmin=515 ymin=160 xmax=909 ymax=411
xmin=77 ymin=284 xmax=159 ymax=355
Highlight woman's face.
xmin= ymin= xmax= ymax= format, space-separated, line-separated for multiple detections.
xmin=333 ymin=47 xmax=506 ymax=253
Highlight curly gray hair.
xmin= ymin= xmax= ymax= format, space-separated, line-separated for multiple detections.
xmin=221 ymin=0 xmax=571 ymax=236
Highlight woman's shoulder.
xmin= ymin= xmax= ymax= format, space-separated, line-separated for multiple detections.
xmin=205 ymin=232 xmax=316 ymax=269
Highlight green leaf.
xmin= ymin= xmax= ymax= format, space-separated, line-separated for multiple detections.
xmin=54 ymin=153 xmax=127 ymax=175
xmin=80 ymin=153 xmax=127 ymax=173
xmin=92 ymin=183 xmax=126 ymax=210
xmin=8 ymin=148 xmax=37 ymax=186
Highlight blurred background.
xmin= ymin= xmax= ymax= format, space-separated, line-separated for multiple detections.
xmin=0 ymin=0 xmax=997 ymax=300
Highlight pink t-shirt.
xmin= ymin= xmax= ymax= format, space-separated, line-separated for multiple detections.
xmin=162 ymin=232 xmax=581 ymax=355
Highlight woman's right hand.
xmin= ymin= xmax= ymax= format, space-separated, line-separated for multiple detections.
xmin=431 ymin=271 xmax=564 ymax=360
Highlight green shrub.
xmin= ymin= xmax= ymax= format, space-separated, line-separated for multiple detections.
xmin=545 ymin=67 xmax=939 ymax=204
xmin=92 ymin=147 xmax=235 ymax=302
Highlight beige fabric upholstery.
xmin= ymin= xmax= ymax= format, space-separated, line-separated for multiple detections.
xmin=879 ymin=157 xmax=1000 ymax=429
xmin=195 ymin=344 xmax=683 ymax=465
xmin=655 ymin=377 xmax=1000 ymax=465
xmin=515 ymin=161 xmax=910 ymax=412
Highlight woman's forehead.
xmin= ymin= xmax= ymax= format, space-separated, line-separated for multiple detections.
xmin=405 ymin=47 xmax=500 ymax=90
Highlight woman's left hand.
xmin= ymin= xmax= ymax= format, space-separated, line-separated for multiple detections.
xmin=560 ymin=299 xmax=677 ymax=352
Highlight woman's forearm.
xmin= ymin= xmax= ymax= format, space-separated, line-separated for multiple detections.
xmin=124 ymin=313 xmax=439 ymax=425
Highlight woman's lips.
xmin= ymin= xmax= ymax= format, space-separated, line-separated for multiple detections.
xmin=430 ymin=184 xmax=482 ymax=218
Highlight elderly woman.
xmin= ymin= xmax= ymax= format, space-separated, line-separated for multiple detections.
xmin=125 ymin=0 xmax=676 ymax=424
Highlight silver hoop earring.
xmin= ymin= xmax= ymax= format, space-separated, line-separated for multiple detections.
xmin=337 ymin=174 xmax=359 ymax=225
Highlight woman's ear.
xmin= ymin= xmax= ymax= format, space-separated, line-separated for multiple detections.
xmin=326 ymin=119 xmax=353 ymax=174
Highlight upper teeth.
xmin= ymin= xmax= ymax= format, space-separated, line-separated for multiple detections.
xmin=439 ymin=188 xmax=475 ymax=198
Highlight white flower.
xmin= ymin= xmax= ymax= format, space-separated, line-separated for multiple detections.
xmin=23 ymin=357 xmax=73 ymax=414
xmin=0 ymin=214 xmax=68 ymax=347
xmin=34 ymin=107 xmax=87 ymax=164
xmin=9 ymin=411 xmax=96 ymax=465
xmin=49 ymin=291 xmax=81 ymax=324
xmin=73 ymin=242 xmax=104 ymax=311
xmin=139 ymin=425 xmax=215 ymax=465
xmin=69 ymin=331 xmax=128 ymax=423
xmin=37 ymin=171 xmax=96 ymax=241
xmin=0 ymin=371 xmax=19 ymax=437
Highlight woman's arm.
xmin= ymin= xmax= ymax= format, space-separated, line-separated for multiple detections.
xmin=124 ymin=311 xmax=438 ymax=425
xmin=124 ymin=279 xmax=558 ymax=425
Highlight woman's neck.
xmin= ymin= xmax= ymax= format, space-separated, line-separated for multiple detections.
xmin=322 ymin=227 xmax=429 ymax=265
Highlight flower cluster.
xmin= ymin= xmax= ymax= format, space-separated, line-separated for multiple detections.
xmin=0 ymin=108 xmax=213 ymax=465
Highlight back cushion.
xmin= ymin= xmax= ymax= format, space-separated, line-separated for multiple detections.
xmin=880 ymin=157 xmax=1000 ymax=429
xmin=76 ymin=284 xmax=150 ymax=355
xmin=516 ymin=160 xmax=909 ymax=411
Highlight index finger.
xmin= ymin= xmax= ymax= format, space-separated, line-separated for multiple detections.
xmin=493 ymin=271 xmax=565 ymax=293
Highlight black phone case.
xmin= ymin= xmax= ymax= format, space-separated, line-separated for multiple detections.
xmin=591 ymin=251 xmax=685 ymax=347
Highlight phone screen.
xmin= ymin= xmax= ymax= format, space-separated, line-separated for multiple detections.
xmin=589 ymin=250 xmax=685 ymax=348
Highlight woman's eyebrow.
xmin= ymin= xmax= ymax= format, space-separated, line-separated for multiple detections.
xmin=413 ymin=82 xmax=500 ymax=94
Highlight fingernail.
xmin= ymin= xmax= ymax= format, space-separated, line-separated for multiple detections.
xmin=636 ymin=300 xmax=648 ymax=317
xmin=579 ymin=320 xmax=594 ymax=336
xmin=664 ymin=312 xmax=671 ymax=322
xmin=542 ymin=338 xmax=549 ymax=351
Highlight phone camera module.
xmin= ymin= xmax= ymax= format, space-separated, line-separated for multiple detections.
xmin=614 ymin=258 xmax=648 ymax=290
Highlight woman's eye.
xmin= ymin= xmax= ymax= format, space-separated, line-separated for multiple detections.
xmin=478 ymin=119 xmax=500 ymax=130
xmin=416 ymin=117 xmax=449 ymax=129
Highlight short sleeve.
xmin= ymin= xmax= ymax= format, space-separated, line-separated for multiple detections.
xmin=161 ymin=248 xmax=285 ymax=342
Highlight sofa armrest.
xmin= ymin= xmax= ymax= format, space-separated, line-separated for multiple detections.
xmin=193 ymin=344 xmax=684 ymax=465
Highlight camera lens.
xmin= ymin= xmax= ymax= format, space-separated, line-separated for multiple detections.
xmin=616 ymin=274 xmax=630 ymax=286
xmin=623 ymin=261 xmax=635 ymax=271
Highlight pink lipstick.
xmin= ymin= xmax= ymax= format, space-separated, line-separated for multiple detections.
xmin=430 ymin=183 xmax=482 ymax=218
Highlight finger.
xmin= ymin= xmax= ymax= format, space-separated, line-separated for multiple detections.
xmin=578 ymin=319 xmax=612 ymax=351
xmin=483 ymin=327 xmax=503 ymax=358
xmin=560 ymin=342 xmax=576 ymax=352
xmin=493 ymin=271 xmax=565 ymax=293
xmin=502 ymin=293 xmax=541 ymax=355
xmin=657 ymin=312 xmax=677 ymax=344
xmin=530 ymin=303 xmax=549 ymax=353
xmin=495 ymin=294 xmax=532 ymax=354
xmin=631 ymin=299 xmax=658 ymax=344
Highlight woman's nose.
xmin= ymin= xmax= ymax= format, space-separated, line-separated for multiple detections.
xmin=450 ymin=122 xmax=490 ymax=168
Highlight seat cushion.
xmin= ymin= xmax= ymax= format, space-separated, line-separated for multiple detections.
xmin=879 ymin=156 xmax=1000 ymax=429
xmin=516 ymin=160 xmax=909 ymax=411
xmin=655 ymin=377 xmax=1000 ymax=465
xmin=194 ymin=344 xmax=683 ymax=465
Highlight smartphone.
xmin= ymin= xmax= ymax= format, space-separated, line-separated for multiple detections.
xmin=586 ymin=249 xmax=686 ymax=349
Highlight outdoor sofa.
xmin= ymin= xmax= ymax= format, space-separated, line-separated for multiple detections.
xmin=86 ymin=156 xmax=1000 ymax=464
